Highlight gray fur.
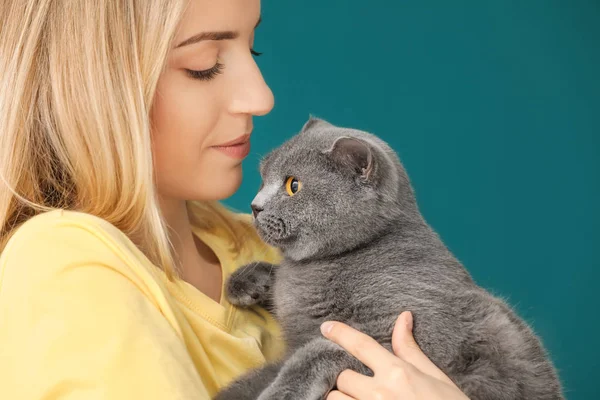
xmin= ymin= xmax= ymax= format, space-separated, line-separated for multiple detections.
xmin=216 ymin=118 xmax=564 ymax=400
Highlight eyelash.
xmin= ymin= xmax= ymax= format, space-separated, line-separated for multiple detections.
xmin=186 ymin=48 xmax=262 ymax=81
xmin=186 ymin=62 xmax=225 ymax=81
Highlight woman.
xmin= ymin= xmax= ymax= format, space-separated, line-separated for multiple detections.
xmin=0 ymin=1 xmax=469 ymax=399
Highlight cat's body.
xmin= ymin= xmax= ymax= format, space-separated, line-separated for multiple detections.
xmin=216 ymin=118 xmax=563 ymax=400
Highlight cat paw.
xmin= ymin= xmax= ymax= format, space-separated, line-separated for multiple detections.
xmin=225 ymin=262 xmax=273 ymax=307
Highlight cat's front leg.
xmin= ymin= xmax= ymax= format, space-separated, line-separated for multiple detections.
xmin=215 ymin=362 xmax=282 ymax=400
xmin=257 ymin=338 xmax=370 ymax=400
xmin=225 ymin=261 xmax=277 ymax=310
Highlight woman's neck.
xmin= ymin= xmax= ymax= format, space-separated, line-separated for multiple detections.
xmin=159 ymin=197 xmax=223 ymax=302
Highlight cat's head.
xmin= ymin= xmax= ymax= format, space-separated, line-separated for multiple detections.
xmin=251 ymin=117 xmax=421 ymax=261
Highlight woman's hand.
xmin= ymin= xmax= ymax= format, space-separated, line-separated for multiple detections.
xmin=320 ymin=312 xmax=470 ymax=400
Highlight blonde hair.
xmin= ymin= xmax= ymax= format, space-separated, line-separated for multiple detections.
xmin=0 ymin=0 xmax=242 ymax=277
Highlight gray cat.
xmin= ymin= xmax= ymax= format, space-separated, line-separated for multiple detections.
xmin=215 ymin=118 xmax=564 ymax=400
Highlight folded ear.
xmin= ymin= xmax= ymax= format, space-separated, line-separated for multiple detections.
xmin=323 ymin=136 xmax=374 ymax=181
xmin=301 ymin=116 xmax=333 ymax=133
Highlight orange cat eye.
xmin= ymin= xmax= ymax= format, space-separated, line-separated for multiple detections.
xmin=285 ymin=176 xmax=302 ymax=196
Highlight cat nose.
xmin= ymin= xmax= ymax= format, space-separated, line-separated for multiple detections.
xmin=251 ymin=204 xmax=263 ymax=218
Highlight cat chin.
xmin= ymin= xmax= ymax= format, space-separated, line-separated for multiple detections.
xmin=255 ymin=226 xmax=296 ymax=249
xmin=281 ymin=240 xmax=322 ymax=262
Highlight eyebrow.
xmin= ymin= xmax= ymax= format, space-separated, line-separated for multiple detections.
xmin=175 ymin=17 xmax=262 ymax=49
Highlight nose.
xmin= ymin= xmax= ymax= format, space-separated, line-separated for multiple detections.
xmin=229 ymin=58 xmax=275 ymax=117
xmin=251 ymin=204 xmax=263 ymax=218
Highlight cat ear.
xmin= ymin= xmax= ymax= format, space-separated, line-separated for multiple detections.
xmin=324 ymin=136 xmax=374 ymax=180
xmin=301 ymin=116 xmax=332 ymax=133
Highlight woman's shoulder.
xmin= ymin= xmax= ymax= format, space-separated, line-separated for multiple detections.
xmin=0 ymin=209 xmax=162 ymax=290
xmin=3 ymin=209 xmax=138 ymax=257
xmin=6 ymin=208 xmax=127 ymax=237
xmin=0 ymin=210 xmax=207 ymax=398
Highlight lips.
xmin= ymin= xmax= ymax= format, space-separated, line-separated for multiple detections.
xmin=215 ymin=134 xmax=251 ymax=147
xmin=212 ymin=134 xmax=251 ymax=159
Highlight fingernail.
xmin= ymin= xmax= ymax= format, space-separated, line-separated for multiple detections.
xmin=320 ymin=321 xmax=334 ymax=336
xmin=405 ymin=311 xmax=413 ymax=331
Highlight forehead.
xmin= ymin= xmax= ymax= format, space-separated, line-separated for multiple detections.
xmin=175 ymin=0 xmax=261 ymax=42
xmin=261 ymin=147 xmax=336 ymax=184
xmin=259 ymin=128 xmax=343 ymax=175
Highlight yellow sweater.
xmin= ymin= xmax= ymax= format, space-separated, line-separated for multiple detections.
xmin=0 ymin=209 xmax=284 ymax=399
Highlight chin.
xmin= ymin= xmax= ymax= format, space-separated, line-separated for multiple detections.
xmin=202 ymin=165 xmax=243 ymax=201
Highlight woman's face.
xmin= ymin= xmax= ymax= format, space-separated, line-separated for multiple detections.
xmin=151 ymin=0 xmax=273 ymax=202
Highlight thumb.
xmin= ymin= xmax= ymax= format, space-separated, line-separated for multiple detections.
xmin=391 ymin=311 xmax=458 ymax=386
xmin=392 ymin=311 xmax=420 ymax=358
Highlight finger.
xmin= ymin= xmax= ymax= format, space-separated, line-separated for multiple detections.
xmin=321 ymin=321 xmax=398 ymax=372
xmin=392 ymin=311 xmax=457 ymax=386
xmin=326 ymin=390 xmax=355 ymax=400
xmin=336 ymin=369 xmax=373 ymax=399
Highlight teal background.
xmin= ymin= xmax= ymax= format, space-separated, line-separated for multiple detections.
xmin=225 ymin=1 xmax=600 ymax=398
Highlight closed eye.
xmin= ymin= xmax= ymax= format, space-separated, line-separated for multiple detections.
xmin=185 ymin=62 xmax=224 ymax=81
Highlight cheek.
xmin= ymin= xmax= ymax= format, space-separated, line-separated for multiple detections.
xmin=152 ymin=72 xmax=220 ymax=154
xmin=150 ymin=72 xmax=228 ymax=199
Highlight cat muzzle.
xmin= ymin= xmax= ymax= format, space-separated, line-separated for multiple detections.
xmin=257 ymin=215 xmax=293 ymax=242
